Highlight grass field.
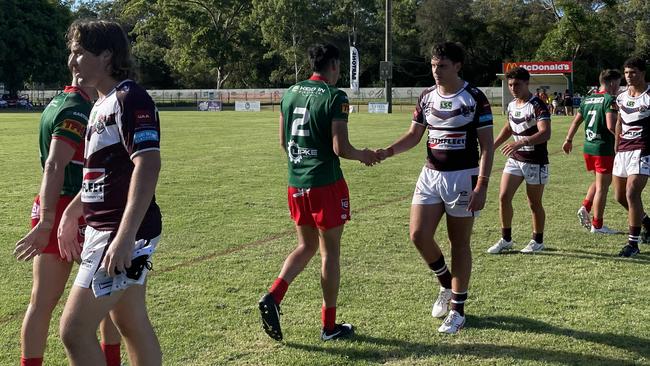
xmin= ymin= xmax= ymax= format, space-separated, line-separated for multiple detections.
xmin=1 ymin=110 xmax=650 ymax=365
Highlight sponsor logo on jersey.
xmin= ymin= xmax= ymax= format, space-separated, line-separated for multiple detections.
xmin=135 ymin=109 xmax=153 ymax=123
xmin=134 ymin=129 xmax=159 ymax=144
xmin=440 ymin=101 xmax=453 ymax=110
xmin=585 ymin=130 xmax=601 ymax=141
xmin=341 ymin=103 xmax=350 ymax=114
xmin=627 ymin=100 xmax=635 ymax=107
xmin=81 ymin=168 xmax=105 ymax=203
xmin=341 ymin=198 xmax=349 ymax=210
xmin=287 ymin=140 xmax=318 ymax=164
xmin=460 ymin=104 xmax=475 ymax=117
xmin=515 ymin=111 xmax=521 ymax=117
xmin=427 ymin=130 xmax=467 ymax=150
xmin=71 ymin=111 xmax=89 ymax=121
xmin=61 ymin=119 xmax=85 ymax=138
xmin=623 ymin=127 xmax=643 ymax=139
xmin=585 ymin=97 xmax=605 ymax=105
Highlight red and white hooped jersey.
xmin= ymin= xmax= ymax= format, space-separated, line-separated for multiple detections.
xmin=617 ymin=86 xmax=650 ymax=154
xmin=82 ymin=80 xmax=161 ymax=238
xmin=506 ymin=95 xmax=551 ymax=164
xmin=412 ymin=82 xmax=493 ymax=171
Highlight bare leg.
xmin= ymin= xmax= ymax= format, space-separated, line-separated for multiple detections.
xmin=111 ymin=285 xmax=161 ymax=366
xmin=526 ymin=183 xmax=546 ymax=235
xmin=592 ymin=172 xmax=612 ymax=222
xmin=614 ymin=176 xmax=629 ymax=211
xmin=21 ymin=254 xmax=72 ymax=358
xmin=318 ymin=225 xmax=344 ymax=308
xmin=499 ymin=173 xmax=525 ymax=229
xmin=446 ymin=216 xmax=474 ymax=293
xmin=409 ymin=204 xmax=445 ymax=263
xmin=626 ymin=175 xmax=648 ymax=227
xmin=584 ymin=181 xmax=596 ymax=204
xmin=277 ymin=225 xmax=320 ymax=284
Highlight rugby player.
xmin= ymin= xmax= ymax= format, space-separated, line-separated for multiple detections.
xmin=562 ymin=69 xmax=621 ymax=234
xmin=376 ymin=42 xmax=494 ymax=334
xmin=13 ymin=64 xmax=121 ymax=366
xmin=57 ymin=19 xmax=163 ymax=364
xmin=258 ymin=43 xmax=379 ymax=341
xmin=613 ymin=57 xmax=650 ymax=257
xmin=488 ymin=66 xmax=551 ymax=254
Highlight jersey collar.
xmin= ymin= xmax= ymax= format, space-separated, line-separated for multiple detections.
xmin=309 ymin=74 xmax=329 ymax=83
xmin=64 ymin=86 xmax=91 ymax=101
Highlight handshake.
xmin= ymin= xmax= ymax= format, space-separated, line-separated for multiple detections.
xmin=359 ymin=147 xmax=395 ymax=166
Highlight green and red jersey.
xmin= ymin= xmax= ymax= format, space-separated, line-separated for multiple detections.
xmin=39 ymin=86 xmax=91 ymax=196
xmin=281 ymin=75 xmax=349 ymax=188
xmin=579 ymin=91 xmax=617 ymax=156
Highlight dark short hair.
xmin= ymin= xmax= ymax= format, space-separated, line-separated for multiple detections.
xmin=430 ymin=42 xmax=465 ymax=64
xmin=599 ymin=69 xmax=622 ymax=84
xmin=67 ymin=19 xmax=134 ymax=80
xmin=505 ymin=66 xmax=530 ymax=81
xmin=308 ymin=43 xmax=340 ymax=73
xmin=623 ymin=57 xmax=646 ymax=72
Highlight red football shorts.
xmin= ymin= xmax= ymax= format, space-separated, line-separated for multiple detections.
xmin=584 ymin=153 xmax=614 ymax=174
xmin=288 ymin=179 xmax=350 ymax=230
xmin=31 ymin=195 xmax=85 ymax=258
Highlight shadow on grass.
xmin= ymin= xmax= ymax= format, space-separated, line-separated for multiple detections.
xmin=534 ymin=247 xmax=650 ymax=264
xmin=284 ymin=315 xmax=649 ymax=365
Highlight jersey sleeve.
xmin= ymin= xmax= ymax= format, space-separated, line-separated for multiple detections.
xmin=118 ymin=87 xmax=161 ymax=159
xmin=534 ymin=99 xmax=551 ymax=121
xmin=331 ymin=91 xmax=349 ymax=122
xmin=473 ymin=89 xmax=493 ymax=130
xmin=51 ymin=108 xmax=87 ymax=149
xmin=606 ymin=94 xmax=618 ymax=112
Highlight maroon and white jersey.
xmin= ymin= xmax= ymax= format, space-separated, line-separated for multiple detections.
xmin=413 ymin=82 xmax=493 ymax=171
xmin=617 ymin=86 xmax=650 ymax=154
xmin=507 ymin=95 xmax=551 ymax=164
xmin=82 ymin=80 xmax=161 ymax=239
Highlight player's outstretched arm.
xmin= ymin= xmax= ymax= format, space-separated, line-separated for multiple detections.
xmin=493 ymin=122 xmax=512 ymax=150
xmin=376 ymin=122 xmax=426 ymax=160
xmin=15 ymin=139 xmax=76 ymax=261
xmin=563 ymin=112 xmax=584 ymax=154
xmin=332 ymin=119 xmax=380 ymax=166
xmin=103 ymin=150 xmax=161 ymax=277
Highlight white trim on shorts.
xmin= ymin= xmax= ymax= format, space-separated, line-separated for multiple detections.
xmin=75 ymin=226 xmax=160 ymax=297
xmin=613 ymin=150 xmax=650 ymax=178
xmin=411 ymin=166 xmax=479 ymax=218
xmin=503 ymin=157 xmax=549 ymax=185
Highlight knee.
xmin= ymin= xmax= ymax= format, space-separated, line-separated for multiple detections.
xmin=60 ymin=316 xmax=85 ymax=352
xmin=626 ymin=186 xmax=641 ymax=202
xmin=499 ymin=192 xmax=510 ymax=206
xmin=26 ymin=294 xmax=59 ymax=318
xmin=410 ymin=229 xmax=429 ymax=249
xmin=528 ymin=200 xmax=544 ymax=213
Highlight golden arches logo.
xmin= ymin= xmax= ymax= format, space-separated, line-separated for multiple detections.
xmin=504 ymin=62 xmax=519 ymax=72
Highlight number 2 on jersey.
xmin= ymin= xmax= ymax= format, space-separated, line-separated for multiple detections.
xmin=291 ymin=107 xmax=310 ymax=137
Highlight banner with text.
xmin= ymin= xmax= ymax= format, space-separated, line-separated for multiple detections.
xmin=350 ymin=46 xmax=360 ymax=93
xmin=235 ymin=101 xmax=261 ymax=111
xmin=502 ymin=61 xmax=573 ymax=74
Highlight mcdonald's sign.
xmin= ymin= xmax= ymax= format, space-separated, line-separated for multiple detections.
xmin=502 ymin=61 xmax=573 ymax=74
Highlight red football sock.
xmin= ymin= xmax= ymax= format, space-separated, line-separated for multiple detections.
xmin=269 ymin=278 xmax=289 ymax=304
xmin=592 ymin=217 xmax=603 ymax=229
xmin=322 ymin=306 xmax=336 ymax=331
xmin=101 ymin=343 xmax=121 ymax=366
xmin=21 ymin=358 xmax=43 ymax=366
xmin=582 ymin=199 xmax=592 ymax=212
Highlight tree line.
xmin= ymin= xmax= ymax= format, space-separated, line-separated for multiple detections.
xmin=1 ymin=0 xmax=648 ymax=95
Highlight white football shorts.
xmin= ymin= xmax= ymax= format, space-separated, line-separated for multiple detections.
xmin=412 ymin=166 xmax=479 ymax=218
xmin=75 ymin=225 xmax=160 ymax=297
xmin=503 ymin=157 xmax=549 ymax=185
xmin=613 ymin=150 xmax=650 ymax=178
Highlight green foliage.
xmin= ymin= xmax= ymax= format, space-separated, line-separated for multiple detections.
xmin=0 ymin=0 xmax=71 ymax=94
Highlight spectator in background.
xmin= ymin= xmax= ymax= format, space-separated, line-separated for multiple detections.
xmin=564 ymin=89 xmax=574 ymax=116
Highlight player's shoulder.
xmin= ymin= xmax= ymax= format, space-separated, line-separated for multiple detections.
xmin=116 ymin=80 xmax=154 ymax=107
xmin=418 ymin=85 xmax=436 ymax=100
xmin=529 ymin=96 xmax=547 ymax=108
xmin=463 ymin=83 xmax=487 ymax=99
